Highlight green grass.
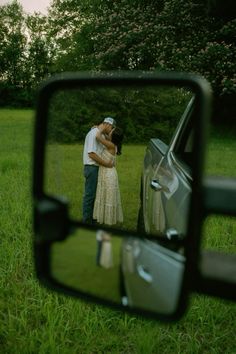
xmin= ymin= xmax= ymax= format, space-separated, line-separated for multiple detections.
xmin=51 ymin=228 xmax=123 ymax=302
xmin=45 ymin=143 xmax=145 ymax=229
xmin=205 ymin=128 xmax=236 ymax=177
xmin=1 ymin=109 xmax=236 ymax=353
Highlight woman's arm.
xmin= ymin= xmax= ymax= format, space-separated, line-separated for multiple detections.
xmin=96 ymin=131 xmax=115 ymax=150
xmin=88 ymin=152 xmax=113 ymax=167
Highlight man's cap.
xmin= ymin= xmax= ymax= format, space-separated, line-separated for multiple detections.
xmin=103 ymin=117 xmax=116 ymax=127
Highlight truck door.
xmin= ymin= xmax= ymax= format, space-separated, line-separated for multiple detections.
xmin=149 ymin=110 xmax=194 ymax=238
xmin=143 ymin=139 xmax=168 ymax=234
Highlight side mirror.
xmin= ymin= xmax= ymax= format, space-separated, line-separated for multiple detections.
xmin=33 ymin=71 xmax=213 ymax=321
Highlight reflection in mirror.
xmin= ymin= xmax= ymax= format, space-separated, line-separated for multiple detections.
xmin=51 ymin=227 xmax=185 ymax=315
xmin=45 ymin=84 xmax=194 ymax=239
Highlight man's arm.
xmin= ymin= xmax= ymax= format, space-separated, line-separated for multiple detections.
xmin=88 ymin=152 xmax=113 ymax=167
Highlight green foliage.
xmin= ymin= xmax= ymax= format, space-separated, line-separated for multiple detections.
xmin=47 ymin=86 xmax=190 ymax=144
xmin=0 ymin=1 xmax=53 ymax=107
xmin=43 ymin=0 xmax=236 ymax=125
xmin=0 ymin=0 xmax=235 ymax=124
xmin=79 ymin=0 xmax=235 ymax=96
xmin=0 ymin=0 xmax=26 ymax=86
xmin=0 ymin=82 xmax=34 ymax=108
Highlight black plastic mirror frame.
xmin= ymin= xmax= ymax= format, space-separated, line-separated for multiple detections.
xmin=33 ymin=71 xmax=212 ymax=321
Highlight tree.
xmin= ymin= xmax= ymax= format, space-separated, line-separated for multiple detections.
xmin=1 ymin=0 xmax=235 ymax=120
xmin=55 ymin=0 xmax=233 ymax=122
xmin=0 ymin=0 xmax=26 ymax=86
xmin=0 ymin=1 xmax=54 ymax=106
xmin=25 ymin=14 xmax=53 ymax=87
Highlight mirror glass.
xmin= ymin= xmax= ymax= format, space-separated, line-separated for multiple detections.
xmin=51 ymin=226 xmax=185 ymax=315
xmin=45 ymin=84 xmax=194 ymax=240
xmin=44 ymin=82 xmax=197 ymax=315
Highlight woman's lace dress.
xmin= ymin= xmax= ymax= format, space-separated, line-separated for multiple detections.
xmin=93 ymin=149 xmax=123 ymax=225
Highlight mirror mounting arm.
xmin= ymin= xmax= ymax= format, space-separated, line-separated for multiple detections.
xmin=203 ymin=177 xmax=236 ymax=216
xmin=194 ymin=250 xmax=236 ymax=301
xmin=198 ymin=177 xmax=236 ymax=301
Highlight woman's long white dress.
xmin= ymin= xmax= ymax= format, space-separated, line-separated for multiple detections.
xmin=93 ymin=149 xmax=123 ymax=225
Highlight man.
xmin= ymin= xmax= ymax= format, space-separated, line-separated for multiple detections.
xmin=82 ymin=117 xmax=116 ymax=224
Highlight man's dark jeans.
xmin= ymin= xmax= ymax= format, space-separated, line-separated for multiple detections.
xmin=82 ymin=165 xmax=99 ymax=224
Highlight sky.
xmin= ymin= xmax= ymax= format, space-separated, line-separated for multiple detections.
xmin=0 ymin=0 xmax=51 ymax=14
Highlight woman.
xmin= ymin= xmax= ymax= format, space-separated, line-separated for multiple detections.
xmin=93 ymin=126 xmax=124 ymax=225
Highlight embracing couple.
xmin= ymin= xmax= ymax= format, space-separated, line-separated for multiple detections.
xmin=82 ymin=117 xmax=124 ymax=228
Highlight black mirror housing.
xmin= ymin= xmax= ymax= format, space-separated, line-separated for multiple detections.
xmin=33 ymin=71 xmax=213 ymax=321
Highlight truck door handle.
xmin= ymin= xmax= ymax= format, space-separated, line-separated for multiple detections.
xmin=166 ymin=228 xmax=180 ymax=241
xmin=137 ymin=265 xmax=153 ymax=284
xmin=150 ymin=179 xmax=162 ymax=191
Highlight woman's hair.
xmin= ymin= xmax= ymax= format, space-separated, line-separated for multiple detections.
xmin=111 ymin=127 xmax=124 ymax=155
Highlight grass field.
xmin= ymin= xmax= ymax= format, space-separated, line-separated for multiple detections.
xmin=51 ymin=228 xmax=123 ymax=303
xmin=45 ymin=142 xmax=146 ymax=230
xmin=1 ymin=109 xmax=236 ymax=353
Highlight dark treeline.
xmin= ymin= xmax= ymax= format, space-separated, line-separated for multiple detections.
xmin=1 ymin=0 xmax=235 ymax=127
xmin=47 ymin=86 xmax=191 ymax=143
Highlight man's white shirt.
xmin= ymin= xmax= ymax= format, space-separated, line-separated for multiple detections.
xmin=83 ymin=127 xmax=104 ymax=165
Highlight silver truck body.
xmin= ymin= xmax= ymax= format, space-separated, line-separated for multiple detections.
xmin=121 ymin=98 xmax=194 ymax=314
